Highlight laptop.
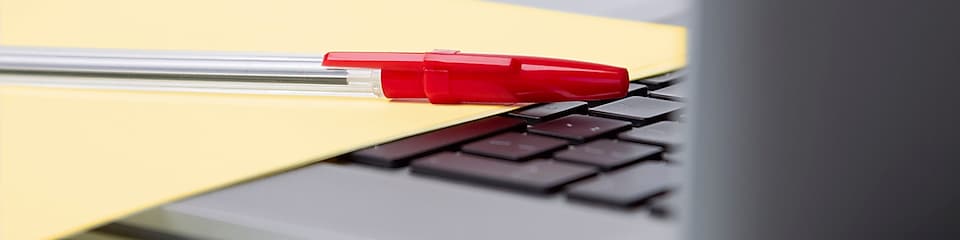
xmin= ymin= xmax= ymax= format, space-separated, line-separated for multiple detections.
xmin=90 ymin=0 xmax=960 ymax=239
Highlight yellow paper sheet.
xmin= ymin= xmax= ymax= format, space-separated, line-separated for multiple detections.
xmin=0 ymin=0 xmax=686 ymax=239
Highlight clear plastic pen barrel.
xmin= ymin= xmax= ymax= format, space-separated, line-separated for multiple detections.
xmin=0 ymin=47 xmax=384 ymax=97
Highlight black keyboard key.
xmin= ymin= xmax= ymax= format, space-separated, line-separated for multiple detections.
xmin=350 ymin=117 xmax=523 ymax=167
xmin=589 ymin=97 xmax=683 ymax=124
xmin=627 ymin=83 xmax=648 ymax=96
xmin=554 ymin=139 xmax=663 ymax=170
xmin=636 ymin=70 xmax=684 ymax=90
xmin=567 ymin=162 xmax=674 ymax=207
xmin=649 ymin=82 xmax=686 ymax=101
xmin=618 ymin=121 xmax=682 ymax=148
xmin=411 ymin=152 xmax=597 ymax=193
xmin=508 ymin=101 xmax=587 ymax=121
xmin=528 ymin=114 xmax=631 ymax=142
xmin=461 ymin=132 xmax=569 ymax=161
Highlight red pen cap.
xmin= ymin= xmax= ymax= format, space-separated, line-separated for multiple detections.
xmin=322 ymin=50 xmax=628 ymax=104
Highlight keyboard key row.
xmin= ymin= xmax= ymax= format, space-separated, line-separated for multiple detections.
xmin=508 ymin=101 xmax=587 ymax=121
xmin=554 ymin=139 xmax=663 ymax=171
xmin=528 ymin=114 xmax=632 ymax=142
xmin=462 ymin=132 xmax=568 ymax=161
xmin=409 ymin=151 xmax=675 ymax=207
xmin=589 ymin=96 xmax=683 ymax=124
xmin=618 ymin=121 xmax=682 ymax=149
xmin=350 ymin=117 xmax=524 ymax=167
xmin=411 ymin=152 xmax=596 ymax=194
xmin=350 ymin=113 xmax=684 ymax=168
xmin=567 ymin=162 xmax=674 ymax=207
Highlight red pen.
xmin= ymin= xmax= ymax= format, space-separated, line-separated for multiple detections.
xmin=0 ymin=47 xmax=628 ymax=104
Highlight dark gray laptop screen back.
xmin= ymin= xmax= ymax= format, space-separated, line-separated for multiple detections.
xmin=687 ymin=1 xmax=960 ymax=240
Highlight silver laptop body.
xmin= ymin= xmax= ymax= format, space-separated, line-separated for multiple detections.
xmin=107 ymin=0 xmax=960 ymax=239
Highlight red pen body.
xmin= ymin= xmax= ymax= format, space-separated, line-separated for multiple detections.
xmin=0 ymin=47 xmax=629 ymax=104
xmin=323 ymin=50 xmax=629 ymax=104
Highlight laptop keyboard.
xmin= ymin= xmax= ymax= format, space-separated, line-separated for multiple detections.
xmin=346 ymin=70 xmax=685 ymax=211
